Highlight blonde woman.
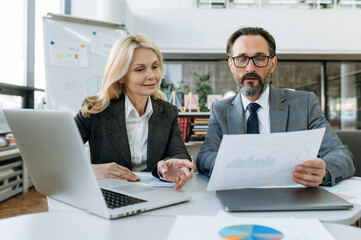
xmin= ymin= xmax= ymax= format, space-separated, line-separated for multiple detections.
xmin=75 ymin=34 xmax=195 ymax=190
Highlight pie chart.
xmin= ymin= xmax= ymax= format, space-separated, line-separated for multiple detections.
xmin=218 ymin=224 xmax=284 ymax=240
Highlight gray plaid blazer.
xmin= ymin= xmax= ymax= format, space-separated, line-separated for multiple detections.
xmin=196 ymin=85 xmax=355 ymax=186
xmin=75 ymin=94 xmax=190 ymax=175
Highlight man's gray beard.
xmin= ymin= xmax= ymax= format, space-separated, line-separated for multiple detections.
xmin=238 ymin=81 xmax=264 ymax=97
xmin=235 ymin=72 xmax=272 ymax=97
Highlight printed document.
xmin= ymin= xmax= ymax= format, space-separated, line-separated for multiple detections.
xmin=167 ymin=211 xmax=335 ymax=240
xmin=207 ymin=128 xmax=325 ymax=191
xmin=322 ymin=179 xmax=361 ymax=205
xmin=134 ymin=172 xmax=175 ymax=187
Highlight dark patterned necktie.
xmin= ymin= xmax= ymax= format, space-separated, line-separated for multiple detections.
xmin=247 ymin=103 xmax=260 ymax=134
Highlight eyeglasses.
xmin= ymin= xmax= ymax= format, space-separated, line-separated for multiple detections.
xmin=230 ymin=55 xmax=272 ymax=68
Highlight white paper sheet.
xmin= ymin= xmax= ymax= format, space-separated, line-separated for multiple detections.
xmin=322 ymin=179 xmax=361 ymax=205
xmin=91 ymin=32 xmax=122 ymax=57
xmin=207 ymin=128 xmax=325 ymax=191
xmin=167 ymin=211 xmax=335 ymax=240
xmin=133 ymin=172 xmax=175 ymax=187
xmin=49 ymin=40 xmax=88 ymax=67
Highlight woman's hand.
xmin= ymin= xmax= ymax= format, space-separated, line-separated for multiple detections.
xmin=92 ymin=162 xmax=140 ymax=182
xmin=157 ymin=159 xmax=195 ymax=190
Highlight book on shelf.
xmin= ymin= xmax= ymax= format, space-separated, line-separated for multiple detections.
xmin=193 ymin=118 xmax=209 ymax=125
xmin=185 ymin=117 xmax=191 ymax=142
xmin=189 ymin=122 xmax=208 ymax=142
xmin=177 ymin=117 xmax=192 ymax=143
xmin=177 ymin=114 xmax=210 ymax=143
xmin=193 ymin=125 xmax=208 ymax=129
xmin=191 ymin=130 xmax=208 ymax=135
xmin=189 ymin=134 xmax=206 ymax=142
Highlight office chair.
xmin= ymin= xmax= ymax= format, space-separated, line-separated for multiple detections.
xmin=335 ymin=130 xmax=361 ymax=177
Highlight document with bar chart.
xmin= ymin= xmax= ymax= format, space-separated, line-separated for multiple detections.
xmin=207 ymin=128 xmax=325 ymax=191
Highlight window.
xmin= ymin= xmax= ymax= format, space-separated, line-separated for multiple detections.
xmin=35 ymin=0 xmax=62 ymax=90
xmin=0 ymin=1 xmax=26 ymax=86
xmin=164 ymin=59 xmax=361 ymax=130
xmin=327 ymin=62 xmax=361 ymax=130
xmin=163 ymin=61 xmax=234 ymax=96
xmin=0 ymin=95 xmax=23 ymax=133
xmin=162 ymin=60 xmax=323 ymax=107
xmin=272 ymin=61 xmax=323 ymax=99
xmin=0 ymin=1 xmax=62 ymax=134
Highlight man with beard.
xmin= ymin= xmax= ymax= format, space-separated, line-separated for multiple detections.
xmin=196 ymin=27 xmax=355 ymax=187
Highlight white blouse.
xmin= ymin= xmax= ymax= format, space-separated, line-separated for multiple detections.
xmin=125 ymin=95 xmax=153 ymax=171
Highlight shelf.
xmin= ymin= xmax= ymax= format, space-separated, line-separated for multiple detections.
xmin=178 ymin=113 xmax=209 ymax=154
xmin=185 ymin=141 xmax=204 ymax=146
xmin=0 ymin=187 xmax=23 ymax=202
xmin=0 ymin=147 xmax=33 ymax=203
xmin=179 ymin=112 xmax=210 ymax=118
xmin=0 ymin=148 xmax=20 ymax=161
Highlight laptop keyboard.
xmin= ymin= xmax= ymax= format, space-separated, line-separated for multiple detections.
xmin=101 ymin=188 xmax=147 ymax=209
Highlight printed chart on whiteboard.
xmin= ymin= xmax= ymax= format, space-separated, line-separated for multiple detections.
xmin=43 ymin=13 xmax=127 ymax=114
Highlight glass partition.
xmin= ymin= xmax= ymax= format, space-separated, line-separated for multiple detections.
xmin=327 ymin=62 xmax=361 ymax=129
xmin=163 ymin=59 xmax=361 ymax=131
xmin=272 ymin=61 xmax=322 ymax=99
xmin=163 ymin=60 xmax=323 ymax=106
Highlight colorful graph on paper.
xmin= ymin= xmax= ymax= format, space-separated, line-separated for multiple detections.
xmin=218 ymin=224 xmax=284 ymax=240
xmin=134 ymin=172 xmax=175 ymax=187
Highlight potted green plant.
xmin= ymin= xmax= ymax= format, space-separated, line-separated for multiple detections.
xmin=193 ymin=72 xmax=213 ymax=112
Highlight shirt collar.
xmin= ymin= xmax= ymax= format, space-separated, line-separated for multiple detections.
xmin=125 ymin=94 xmax=153 ymax=120
xmin=241 ymin=84 xmax=270 ymax=111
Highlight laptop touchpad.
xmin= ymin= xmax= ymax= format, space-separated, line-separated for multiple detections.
xmin=114 ymin=185 xmax=153 ymax=194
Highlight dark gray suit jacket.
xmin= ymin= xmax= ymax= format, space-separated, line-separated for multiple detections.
xmin=75 ymin=94 xmax=191 ymax=176
xmin=196 ymin=85 xmax=355 ymax=186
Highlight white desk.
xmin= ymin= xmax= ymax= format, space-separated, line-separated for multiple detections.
xmin=1 ymin=211 xmax=361 ymax=240
xmin=48 ymin=174 xmax=361 ymax=225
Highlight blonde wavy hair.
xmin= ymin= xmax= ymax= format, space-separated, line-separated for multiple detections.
xmin=81 ymin=34 xmax=166 ymax=117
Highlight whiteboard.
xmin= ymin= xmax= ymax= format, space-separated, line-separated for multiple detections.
xmin=43 ymin=13 xmax=127 ymax=114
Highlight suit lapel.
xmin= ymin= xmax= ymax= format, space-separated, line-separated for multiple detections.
xmin=105 ymin=95 xmax=132 ymax=169
xmin=227 ymin=93 xmax=245 ymax=134
xmin=269 ymin=85 xmax=289 ymax=133
xmin=147 ymin=99 xmax=167 ymax=170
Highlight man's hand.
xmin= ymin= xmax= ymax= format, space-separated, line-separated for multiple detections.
xmin=157 ymin=159 xmax=196 ymax=190
xmin=292 ymin=158 xmax=326 ymax=187
xmin=92 ymin=162 xmax=140 ymax=182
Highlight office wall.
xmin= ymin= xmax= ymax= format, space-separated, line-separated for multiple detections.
xmin=71 ymin=0 xmax=134 ymax=33
xmin=71 ymin=0 xmax=97 ymax=18
xmin=127 ymin=0 xmax=194 ymax=9
xmin=131 ymin=9 xmax=361 ymax=56
xmin=71 ymin=1 xmax=361 ymax=57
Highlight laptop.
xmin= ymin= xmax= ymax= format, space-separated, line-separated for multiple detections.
xmin=4 ymin=109 xmax=191 ymax=219
xmin=217 ymin=187 xmax=353 ymax=212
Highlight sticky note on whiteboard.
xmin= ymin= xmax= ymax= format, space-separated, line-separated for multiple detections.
xmin=49 ymin=40 xmax=88 ymax=67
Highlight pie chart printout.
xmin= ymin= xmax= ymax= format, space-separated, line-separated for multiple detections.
xmin=218 ymin=224 xmax=284 ymax=240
